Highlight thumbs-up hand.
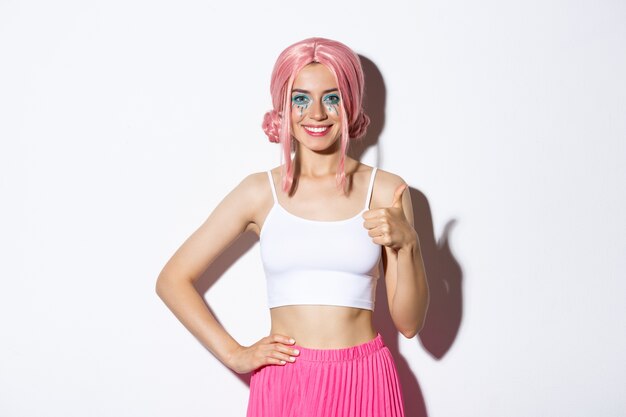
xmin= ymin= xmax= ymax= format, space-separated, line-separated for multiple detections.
xmin=362 ymin=182 xmax=418 ymax=252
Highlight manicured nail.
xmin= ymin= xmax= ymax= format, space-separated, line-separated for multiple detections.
xmin=280 ymin=360 xmax=286 ymax=365
xmin=289 ymin=357 xmax=296 ymax=362
xmin=293 ymin=349 xmax=300 ymax=355
xmin=289 ymin=338 xmax=295 ymax=343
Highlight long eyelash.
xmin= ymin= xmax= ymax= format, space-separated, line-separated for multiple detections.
xmin=291 ymin=95 xmax=311 ymax=116
xmin=323 ymin=95 xmax=340 ymax=114
xmin=290 ymin=94 xmax=340 ymax=116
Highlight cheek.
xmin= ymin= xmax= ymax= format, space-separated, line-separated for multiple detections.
xmin=326 ymin=103 xmax=340 ymax=117
xmin=328 ymin=104 xmax=342 ymax=122
xmin=292 ymin=109 xmax=302 ymax=119
xmin=291 ymin=106 xmax=306 ymax=122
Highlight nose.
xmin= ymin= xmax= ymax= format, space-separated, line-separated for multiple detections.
xmin=309 ymin=99 xmax=328 ymax=121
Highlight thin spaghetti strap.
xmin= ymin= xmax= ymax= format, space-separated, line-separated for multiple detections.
xmin=364 ymin=167 xmax=378 ymax=210
xmin=266 ymin=171 xmax=278 ymax=203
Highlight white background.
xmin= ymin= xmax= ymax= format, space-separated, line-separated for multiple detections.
xmin=1 ymin=1 xmax=624 ymax=416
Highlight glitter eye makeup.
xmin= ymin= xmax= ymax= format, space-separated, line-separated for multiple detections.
xmin=291 ymin=92 xmax=341 ymax=116
xmin=323 ymin=94 xmax=340 ymax=105
xmin=323 ymin=94 xmax=340 ymax=114
xmin=292 ymin=94 xmax=311 ymax=116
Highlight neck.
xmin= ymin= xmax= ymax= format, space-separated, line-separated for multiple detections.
xmin=294 ymin=141 xmax=344 ymax=178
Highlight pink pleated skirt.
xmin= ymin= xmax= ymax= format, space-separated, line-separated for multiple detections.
xmin=246 ymin=333 xmax=405 ymax=417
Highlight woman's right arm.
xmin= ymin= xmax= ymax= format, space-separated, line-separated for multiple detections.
xmin=155 ymin=173 xmax=298 ymax=374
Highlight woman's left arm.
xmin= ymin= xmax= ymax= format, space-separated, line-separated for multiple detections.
xmin=363 ymin=181 xmax=430 ymax=338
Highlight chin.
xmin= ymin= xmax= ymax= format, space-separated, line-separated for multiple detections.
xmin=296 ymin=136 xmax=341 ymax=153
xmin=294 ymin=127 xmax=341 ymax=149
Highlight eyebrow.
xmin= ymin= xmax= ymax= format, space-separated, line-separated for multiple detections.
xmin=291 ymin=88 xmax=339 ymax=94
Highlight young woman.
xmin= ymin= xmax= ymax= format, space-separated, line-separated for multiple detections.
xmin=156 ymin=37 xmax=429 ymax=417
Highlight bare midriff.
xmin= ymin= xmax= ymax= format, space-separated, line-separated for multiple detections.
xmin=269 ymin=305 xmax=378 ymax=349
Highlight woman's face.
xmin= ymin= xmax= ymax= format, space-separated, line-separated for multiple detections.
xmin=290 ymin=63 xmax=342 ymax=152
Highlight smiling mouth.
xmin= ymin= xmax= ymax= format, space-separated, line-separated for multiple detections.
xmin=303 ymin=125 xmax=332 ymax=136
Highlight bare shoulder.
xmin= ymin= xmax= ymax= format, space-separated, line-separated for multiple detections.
xmin=371 ymin=167 xmax=407 ymax=209
xmin=235 ymin=169 xmax=273 ymax=210
xmin=234 ymin=170 xmax=276 ymax=235
xmin=237 ymin=170 xmax=270 ymax=199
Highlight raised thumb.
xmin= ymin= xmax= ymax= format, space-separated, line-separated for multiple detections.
xmin=391 ymin=183 xmax=407 ymax=208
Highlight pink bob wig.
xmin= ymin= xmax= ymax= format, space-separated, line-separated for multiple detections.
xmin=262 ymin=37 xmax=370 ymax=194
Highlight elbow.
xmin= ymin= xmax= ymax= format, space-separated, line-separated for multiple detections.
xmin=399 ymin=316 xmax=427 ymax=339
xmin=155 ymin=275 xmax=165 ymax=298
xmin=400 ymin=326 xmax=420 ymax=340
xmin=400 ymin=329 xmax=416 ymax=339
xmin=155 ymin=272 xmax=195 ymax=299
xmin=155 ymin=273 xmax=174 ymax=299
xmin=403 ymin=291 xmax=430 ymax=338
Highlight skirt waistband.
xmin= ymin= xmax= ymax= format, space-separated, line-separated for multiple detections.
xmin=292 ymin=333 xmax=385 ymax=362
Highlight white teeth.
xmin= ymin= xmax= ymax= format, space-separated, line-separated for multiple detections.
xmin=304 ymin=126 xmax=329 ymax=133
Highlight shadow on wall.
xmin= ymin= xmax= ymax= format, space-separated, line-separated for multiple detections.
xmin=355 ymin=55 xmax=464 ymax=417
xmin=192 ymin=56 xmax=464 ymax=417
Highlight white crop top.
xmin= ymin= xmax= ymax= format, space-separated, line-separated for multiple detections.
xmin=259 ymin=167 xmax=382 ymax=311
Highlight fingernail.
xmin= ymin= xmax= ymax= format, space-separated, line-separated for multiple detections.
xmin=293 ymin=349 xmax=300 ymax=355
xmin=280 ymin=360 xmax=286 ymax=364
xmin=289 ymin=338 xmax=295 ymax=343
xmin=289 ymin=357 xmax=296 ymax=362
